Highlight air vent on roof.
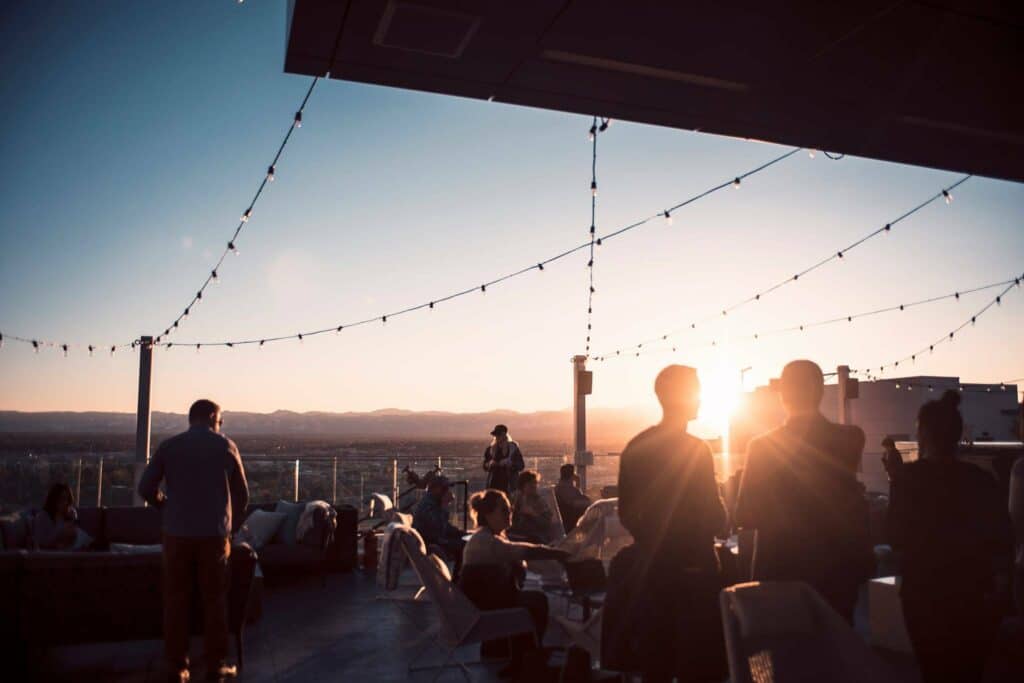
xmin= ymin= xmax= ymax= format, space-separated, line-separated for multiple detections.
xmin=373 ymin=1 xmax=480 ymax=59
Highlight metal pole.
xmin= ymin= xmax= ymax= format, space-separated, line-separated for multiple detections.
xmin=392 ymin=458 xmax=398 ymax=505
xmin=133 ymin=336 xmax=154 ymax=506
xmin=97 ymin=456 xmax=104 ymax=507
xmin=837 ymin=365 xmax=850 ymax=425
xmin=332 ymin=455 xmax=338 ymax=504
xmin=294 ymin=459 xmax=300 ymax=502
xmin=75 ymin=457 xmax=82 ymax=506
xmin=572 ymin=355 xmax=590 ymax=493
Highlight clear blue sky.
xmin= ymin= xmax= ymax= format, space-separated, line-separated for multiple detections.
xmin=1 ymin=1 xmax=1022 ymax=424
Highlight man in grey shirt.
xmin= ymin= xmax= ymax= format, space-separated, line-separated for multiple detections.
xmin=138 ymin=399 xmax=249 ymax=683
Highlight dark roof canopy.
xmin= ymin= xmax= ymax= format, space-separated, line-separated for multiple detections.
xmin=285 ymin=1 xmax=1024 ymax=182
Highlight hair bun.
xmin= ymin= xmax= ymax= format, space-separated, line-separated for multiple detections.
xmin=939 ymin=389 xmax=961 ymax=409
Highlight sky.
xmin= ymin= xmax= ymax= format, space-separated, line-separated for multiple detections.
xmin=1 ymin=1 xmax=1022 ymax=432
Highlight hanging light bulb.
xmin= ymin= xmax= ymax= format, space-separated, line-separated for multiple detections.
xmin=808 ymin=149 xmax=816 ymax=159
xmin=228 ymin=240 xmax=239 ymax=255
xmin=663 ymin=210 xmax=672 ymax=226
xmin=196 ymin=344 xmax=201 ymax=353
xmin=61 ymin=344 xmax=69 ymax=357
xmin=591 ymin=181 xmax=597 ymax=197
xmin=267 ymin=165 xmax=275 ymax=182
xmin=32 ymin=340 xmax=39 ymax=353
xmin=184 ymin=307 xmax=190 ymax=318
xmin=259 ymin=340 xmax=265 ymax=348
xmin=298 ymin=333 xmax=304 ymax=343
xmin=942 ymin=189 xmax=953 ymax=205
xmin=241 ymin=208 xmax=251 ymax=223
xmin=588 ymin=125 xmax=596 ymax=142
xmin=0 ymin=333 xmax=3 ymax=349
xmin=599 ymin=118 xmax=610 ymax=132
xmin=211 ymin=269 xmax=219 ymax=283
xmin=110 ymin=345 xmax=116 ymax=356
xmin=732 ymin=177 xmax=741 ymax=189
xmin=294 ymin=111 xmax=302 ymax=128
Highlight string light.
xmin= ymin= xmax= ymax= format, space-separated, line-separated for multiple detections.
xmin=594 ymin=175 xmax=972 ymax=358
xmin=663 ymin=210 xmax=672 ymax=226
xmin=943 ymin=189 xmax=953 ymax=204
xmin=585 ymin=116 xmax=601 ymax=356
xmin=294 ymin=111 xmax=302 ymax=128
xmin=732 ymin=177 xmax=741 ymax=189
xmin=267 ymin=165 xmax=275 ymax=182
xmin=808 ymin=149 xmax=816 ymax=159
xmin=593 ymin=274 xmax=1019 ymax=362
xmin=15 ymin=143 xmax=807 ymax=354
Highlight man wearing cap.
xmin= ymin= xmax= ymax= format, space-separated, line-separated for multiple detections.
xmin=412 ymin=476 xmax=465 ymax=579
xmin=734 ymin=359 xmax=872 ymax=622
xmin=483 ymin=424 xmax=525 ymax=494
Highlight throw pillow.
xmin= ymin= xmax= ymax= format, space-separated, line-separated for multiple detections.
xmin=241 ymin=509 xmax=288 ymax=549
xmin=273 ymin=500 xmax=305 ymax=546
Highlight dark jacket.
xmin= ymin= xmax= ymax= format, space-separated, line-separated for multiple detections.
xmin=483 ymin=441 xmax=525 ymax=493
xmin=412 ymin=493 xmax=461 ymax=545
xmin=734 ymin=413 xmax=870 ymax=617
xmin=138 ymin=425 xmax=249 ymax=538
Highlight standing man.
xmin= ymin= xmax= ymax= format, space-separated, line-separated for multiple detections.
xmin=609 ymin=365 xmax=727 ymax=682
xmin=138 ymin=399 xmax=249 ymax=683
xmin=734 ymin=360 xmax=872 ymax=622
xmin=482 ymin=424 xmax=525 ymax=494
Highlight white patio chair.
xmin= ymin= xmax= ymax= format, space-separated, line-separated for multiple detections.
xmin=720 ymin=581 xmax=898 ymax=683
xmin=399 ymin=527 xmax=537 ymax=681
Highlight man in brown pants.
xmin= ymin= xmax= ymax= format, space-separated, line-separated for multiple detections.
xmin=139 ymin=399 xmax=249 ymax=683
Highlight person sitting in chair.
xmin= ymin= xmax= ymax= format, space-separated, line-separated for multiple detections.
xmin=412 ymin=476 xmax=465 ymax=579
xmin=510 ymin=470 xmax=554 ymax=543
xmin=554 ymin=464 xmax=592 ymax=533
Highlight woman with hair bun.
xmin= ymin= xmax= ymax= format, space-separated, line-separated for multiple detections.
xmin=461 ymin=489 xmax=569 ymax=677
xmin=887 ymin=391 xmax=1014 ymax=683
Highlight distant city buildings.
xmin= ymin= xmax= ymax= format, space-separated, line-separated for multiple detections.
xmin=730 ymin=376 xmax=1021 ymax=493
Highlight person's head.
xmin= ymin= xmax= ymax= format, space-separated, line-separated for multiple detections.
xmin=881 ymin=436 xmax=895 ymax=450
xmin=917 ymin=390 xmax=963 ymax=459
xmin=517 ymin=470 xmax=540 ymax=495
xmin=470 ymin=489 xmax=512 ymax=533
xmin=43 ymin=483 xmax=74 ymax=520
xmin=779 ymin=360 xmax=824 ymax=416
xmin=188 ymin=399 xmax=222 ymax=432
xmin=490 ymin=424 xmax=509 ymax=445
xmin=559 ymin=463 xmax=575 ymax=482
xmin=654 ymin=365 xmax=700 ymax=423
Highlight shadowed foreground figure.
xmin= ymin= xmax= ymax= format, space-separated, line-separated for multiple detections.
xmin=888 ymin=390 xmax=1013 ymax=683
xmin=138 ymin=399 xmax=249 ymax=683
xmin=734 ymin=360 xmax=872 ymax=622
xmin=605 ymin=364 xmax=727 ymax=682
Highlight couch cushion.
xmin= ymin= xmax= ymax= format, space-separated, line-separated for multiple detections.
xmin=256 ymin=542 xmax=322 ymax=568
xmin=240 ymin=510 xmax=287 ymax=550
xmin=104 ymin=506 xmax=162 ymax=545
xmin=272 ymin=500 xmax=305 ymax=546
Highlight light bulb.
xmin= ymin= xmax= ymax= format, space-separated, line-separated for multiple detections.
xmin=211 ymin=269 xmax=219 ymax=283
xmin=732 ymin=177 xmax=741 ymax=189
xmin=808 ymin=149 xmax=816 ymax=159
xmin=588 ymin=125 xmax=596 ymax=141
xmin=228 ymin=241 xmax=239 ymax=255
xmin=32 ymin=340 xmax=39 ymax=353
xmin=241 ymin=209 xmax=251 ymax=223
xmin=294 ymin=111 xmax=302 ymax=128
xmin=942 ymin=190 xmax=953 ymax=204
xmin=267 ymin=165 xmax=275 ymax=182
xmin=663 ymin=210 xmax=672 ymax=225
xmin=591 ymin=181 xmax=597 ymax=197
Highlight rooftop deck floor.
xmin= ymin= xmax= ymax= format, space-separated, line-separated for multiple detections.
xmin=38 ymin=568 xmax=1023 ymax=682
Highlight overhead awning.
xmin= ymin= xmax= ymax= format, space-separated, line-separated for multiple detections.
xmin=285 ymin=0 xmax=1024 ymax=182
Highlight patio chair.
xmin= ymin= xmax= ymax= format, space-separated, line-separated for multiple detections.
xmin=398 ymin=527 xmax=537 ymax=681
xmin=720 ymin=581 xmax=898 ymax=683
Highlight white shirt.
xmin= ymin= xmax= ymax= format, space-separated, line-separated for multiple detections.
xmin=463 ymin=526 xmax=539 ymax=570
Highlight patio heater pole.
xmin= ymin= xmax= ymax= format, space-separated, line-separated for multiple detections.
xmin=837 ymin=364 xmax=851 ymax=425
xmin=572 ymin=355 xmax=593 ymax=494
xmin=132 ymin=336 xmax=154 ymax=506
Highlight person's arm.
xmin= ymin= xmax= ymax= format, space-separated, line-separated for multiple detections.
xmin=227 ymin=439 xmax=249 ymax=533
xmin=733 ymin=440 xmax=764 ymax=530
xmin=137 ymin=442 xmax=167 ymax=507
xmin=496 ymin=535 xmax=569 ymax=563
xmin=482 ymin=447 xmax=493 ymax=471
xmin=511 ymin=444 xmax=525 ymax=475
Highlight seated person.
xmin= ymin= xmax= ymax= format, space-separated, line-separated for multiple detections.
xmin=461 ymin=489 xmax=569 ymax=676
xmin=412 ymin=476 xmax=465 ymax=578
xmin=510 ymin=470 xmax=554 ymax=543
xmin=34 ymin=483 xmax=88 ymax=550
xmin=554 ymin=464 xmax=592 ymax=532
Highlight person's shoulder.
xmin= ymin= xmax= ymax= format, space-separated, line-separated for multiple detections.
xmin=623 ymin=425 xmax=661 ymax=453
xmin=157 ymin=429 xmax=190 ymax=451
xmin=827 ymin=421 xmax=865 ymax=447
xmin=747 ymin=425 xmax=786 ymax=453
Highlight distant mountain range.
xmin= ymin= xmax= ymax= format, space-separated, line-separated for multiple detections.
xmin=0 ymin=407 xmax=652 ymax=446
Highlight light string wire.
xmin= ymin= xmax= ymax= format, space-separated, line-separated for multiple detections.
xmin=1 ymin=139 xmax=801 ymax=355
xmin=594 ymin=174 xmax=972 ymax=359
xmin=154 ymin=76 xmax=320 ymax=344
xmin=852 ymin=275 xmax=1022 ymax=377
xmin=595 ymin=273 xmax=1021 ymax=361
xmin=144 ymin=148 xmax=805 ymax=349
xmin=585 ymin=117 xmax=607 ymax=355
xmin=0 ymin=77 xmax=320 ymax=356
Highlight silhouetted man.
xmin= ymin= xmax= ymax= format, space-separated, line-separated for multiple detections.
xmin=608 ymin=365 xmax=727 ymax=682
xmin=734 ymin=360 xmax=871 ymax=622
xmin=554 ymin=463 xmax=591 ymax=532
xmin=139 ymin=399 xmax=249 ymax=683
xmin=412 ymin=476 xmax=465 ymax=579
